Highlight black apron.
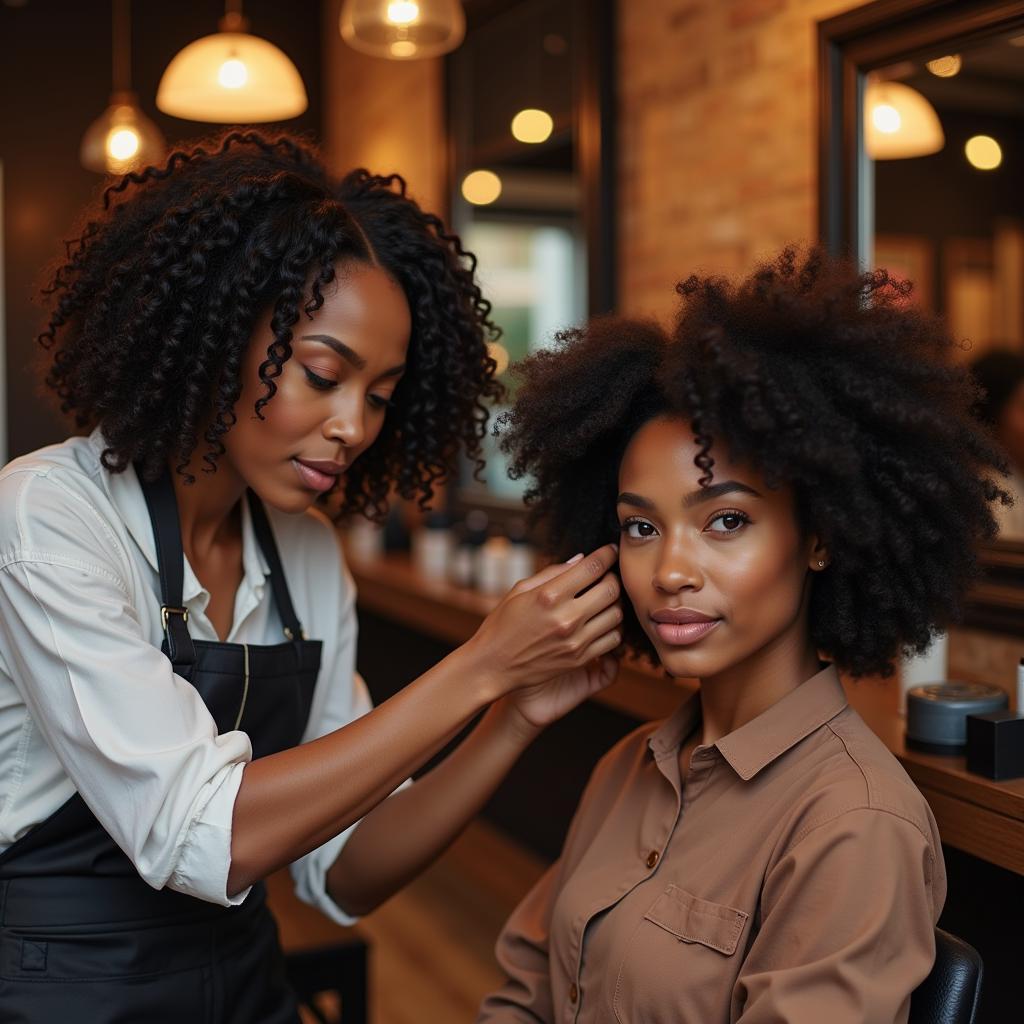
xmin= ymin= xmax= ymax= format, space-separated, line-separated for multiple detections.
xmin=0 ymin=470 xmax=322 ymax=1023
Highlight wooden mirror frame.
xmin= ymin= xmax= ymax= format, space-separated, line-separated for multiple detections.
xmin=818 ymin=0 xmax=1024 ymax=635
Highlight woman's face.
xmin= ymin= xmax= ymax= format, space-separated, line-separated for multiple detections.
xmin=616 ymin=416 xmax=824 ymax=679
xmin=223 ymin=262 xmax=411 ymax=514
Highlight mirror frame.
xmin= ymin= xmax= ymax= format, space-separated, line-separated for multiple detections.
xmin=817 ymin=0 xmax=1024 ymax=635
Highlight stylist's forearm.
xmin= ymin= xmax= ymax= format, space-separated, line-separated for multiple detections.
xmin=227 ymin=643 xmax=496 ymax=895
xmin=325 ymin=699 xmax=539 ymax=916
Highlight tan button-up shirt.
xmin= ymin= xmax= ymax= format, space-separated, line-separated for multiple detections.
xmin=478 ymin=664 xmax=945 ymax=1024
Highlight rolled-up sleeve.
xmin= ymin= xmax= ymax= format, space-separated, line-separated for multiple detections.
xmin=0 ymin=553 xmax=253 ymax=906
xmin=733 ymin=807 xmax=941 ymax=1024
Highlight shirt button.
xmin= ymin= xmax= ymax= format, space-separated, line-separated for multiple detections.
xmin=569 ymin=982 xmax=579 ymax=1004
xmin=646 ymin=850 xmax=660 ymax=869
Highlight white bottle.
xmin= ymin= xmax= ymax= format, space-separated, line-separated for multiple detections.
xmin=477 ymin=535 xmax=511 ymax=596
xmin=413 ymin=513 xmax=454 ymax=581
xmin=898 ymin=631 xmax=949 ymax=717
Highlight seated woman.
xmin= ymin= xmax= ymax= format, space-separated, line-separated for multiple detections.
xmin=477 ymin=248 xmax=1010 ymax=1024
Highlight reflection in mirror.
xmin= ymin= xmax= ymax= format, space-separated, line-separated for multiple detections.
xmin=865 ymin=31 xmax=1024 ymax=543
xmin=446 ymin=0 xmax=609 ymax=508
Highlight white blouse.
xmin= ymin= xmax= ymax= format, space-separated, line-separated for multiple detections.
xmin=0 ymin=428 xmax=385 ymax=924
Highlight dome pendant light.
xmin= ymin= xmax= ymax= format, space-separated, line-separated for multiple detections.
xmin=156 ymin=0 xmax=308 ymax=122
xmin=864 ymin=79 xmax=944 ymax=160
xmin=80 ymin=0 xmax=165 ymax=176
xmin=340 ymin=0 xmax=465 ymax=60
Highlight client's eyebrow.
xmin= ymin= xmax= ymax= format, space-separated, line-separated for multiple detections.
xmin=301 ymin=334 xmax=407 ymax=378
xmin=683 ymin=480 xmax=762 ymax=508
xmin=617 ymin=481 xmax=762 ymax=511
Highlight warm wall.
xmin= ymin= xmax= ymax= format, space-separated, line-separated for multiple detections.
xmin=321 ymin=0 xmax=446 ymax=216
xmin=320 ymin=0 xmax=863 ymax=319
xmin=618 ymin=0 xmax=859 ymax=319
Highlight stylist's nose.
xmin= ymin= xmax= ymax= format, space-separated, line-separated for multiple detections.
xmin=324 ymin=393 xmax=365 ymax=450
xmin=652 ymin=534 xmax=703 ymax=594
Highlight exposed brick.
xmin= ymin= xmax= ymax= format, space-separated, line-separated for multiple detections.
xmin=729 ymin=0 xmax=787 ymax=31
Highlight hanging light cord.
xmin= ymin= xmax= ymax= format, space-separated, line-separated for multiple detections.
xmin=221 ymin=0 xmax=249 ymax=33
xmin=112 ymin=0 xmax=131 ymax=94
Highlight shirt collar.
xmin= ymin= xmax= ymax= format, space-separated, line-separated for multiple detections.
xmin=714 ymin=663 xmax=847 ymax=780
xmin=648 ymin=662 xmax=848 ymax=781
xmin=96 ymin=428 xmax=271 ymax=595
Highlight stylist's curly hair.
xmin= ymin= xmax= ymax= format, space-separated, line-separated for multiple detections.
xmin=37 ymin=129 xmax=502 ymax=518
xmin=501 ymin=247 xmax=1012 ymax=677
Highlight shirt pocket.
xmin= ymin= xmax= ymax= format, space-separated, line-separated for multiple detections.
xmin=613 ymin=885 xmax=749 ymax=1024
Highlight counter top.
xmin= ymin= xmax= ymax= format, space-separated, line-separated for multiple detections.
xmin=348 ymin=551 xmax=1024 ymax=876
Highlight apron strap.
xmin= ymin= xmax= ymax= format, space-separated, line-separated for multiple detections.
xmin=246 ymin=492 xmax=307 ymax=641
xmin=137 ymin=466 xmax=196 ymax=666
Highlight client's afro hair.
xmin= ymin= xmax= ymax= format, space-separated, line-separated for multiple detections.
xmin=500 ymin=247 xmax=1012 ymax=677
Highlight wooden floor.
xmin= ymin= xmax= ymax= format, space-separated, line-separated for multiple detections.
xmin=268 ymin=820 xmax=548 ymax=1024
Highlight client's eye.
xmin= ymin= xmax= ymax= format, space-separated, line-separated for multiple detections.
xmin=621 ymin=517 xmax=658 ymax=540
xmin=707 ymin=510 xmax=750 ymax=534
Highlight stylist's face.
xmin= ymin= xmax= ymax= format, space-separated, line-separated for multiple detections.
xmin=616 ymin=417 xmax=824 ymax=680
xmin=224 ymin=262 xmax=410 ymax=514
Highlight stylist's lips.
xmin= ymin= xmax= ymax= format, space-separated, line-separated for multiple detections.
xmin=293 ymin=458 xmax=346 ymax=493
xmin=650 ymin=607 xmax=721 ymax=645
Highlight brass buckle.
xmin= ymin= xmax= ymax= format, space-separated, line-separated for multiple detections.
xmin=283 ymin=625 xmax=307 ymax=641
xmin=161 ymin=605 xmax=189 ymax=631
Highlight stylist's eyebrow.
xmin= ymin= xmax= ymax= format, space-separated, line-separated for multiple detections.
xmin=617 ymin=481 xmax=762 ymax=511
xmin=301 ymin=334 xmax=406 ymax=377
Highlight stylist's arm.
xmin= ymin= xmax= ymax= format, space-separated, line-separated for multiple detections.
xmin=228 ymin=544 xmax=622 ymax=903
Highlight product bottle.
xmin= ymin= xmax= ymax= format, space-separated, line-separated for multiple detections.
xmin=412 ymin=511 xmax=454 ymax=581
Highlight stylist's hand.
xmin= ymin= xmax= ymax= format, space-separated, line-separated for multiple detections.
xmin=465 ymin=544 xmax=623 ymax=699
xmin=500 ymin=652 xmax=620 ymax=737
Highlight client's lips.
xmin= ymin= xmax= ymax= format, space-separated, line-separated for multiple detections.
xmin=649 ymin=607 xmax=721 ymax=646
xmin=293 ymin=458 xmax=346 ymax=493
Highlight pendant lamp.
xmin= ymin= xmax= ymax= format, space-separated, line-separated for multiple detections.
xmin=340 ymin=0 xmax=465 ymax=60
xmin=80 ymin=0 xmax=165 ymax=175
xmin=864 ymin=80 xmax=944 ymax=160
xmin=156 ymin=0 xmax=307 ymax=122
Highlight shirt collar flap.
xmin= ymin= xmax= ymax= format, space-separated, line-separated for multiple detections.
xmin=714 ymin=663 xmax=847 ymax=781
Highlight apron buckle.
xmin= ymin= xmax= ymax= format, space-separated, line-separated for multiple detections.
xmin=160 ymin=605 xmax=189 ymax=631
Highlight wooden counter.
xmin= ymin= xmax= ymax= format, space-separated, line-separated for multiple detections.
xmin=349 ymin=551 xmax=1024 ymax=877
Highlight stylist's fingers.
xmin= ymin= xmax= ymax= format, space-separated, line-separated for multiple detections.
xmin=512 ymin=552 xmax=584 ymax=594
xmin=566 ymin=603 xmax=623 ymax=659
xmin=537 ymin=544 xmax=618 ymax=605
xmin=579 ymin=626 xmax=624 ymax=666
xmin=571 ymin=571 xmax=621 ymax=624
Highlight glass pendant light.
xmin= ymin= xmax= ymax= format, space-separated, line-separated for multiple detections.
xmin=864 ymin=80 xmax=944 ymax=160
xmin=156 ymin=0 xmax=307 ymax=122
xmin=80 ymin=0 xmax=165 ymax=176
xmin=340 ymin=0 xmax=465 ymax=60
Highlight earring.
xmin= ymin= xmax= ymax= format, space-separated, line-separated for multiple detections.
xmin=818 ymin=560 xmax=825 ymax=568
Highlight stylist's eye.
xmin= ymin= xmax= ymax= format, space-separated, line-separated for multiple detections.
xmin=621 ymin=517 xmax=658 ymax=540
xmin=368 ymin=393 xmax=396 ymax=410
xmin=707 ymin=510 xmax=750 ymax=534
xmin=303 ymin=366 xmax=337 ymax=391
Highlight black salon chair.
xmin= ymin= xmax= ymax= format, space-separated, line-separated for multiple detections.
xmin=284 ymin=938 xmax=369 ymax=1024
xmin=908 ymin=927 xmax=983 ymax=1024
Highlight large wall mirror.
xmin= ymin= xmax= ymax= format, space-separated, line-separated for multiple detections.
xmin=445 ymin=0 xmax=614 ymax=511
xmin=819 ymin=0 xmax=1024 ymax=634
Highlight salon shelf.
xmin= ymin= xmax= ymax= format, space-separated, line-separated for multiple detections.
xmin=347 ymin=551 xmax=1024 ymax=876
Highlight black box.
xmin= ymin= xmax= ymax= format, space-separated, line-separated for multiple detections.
xmin=965 ymin=712 xmax=1024 ymax=781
